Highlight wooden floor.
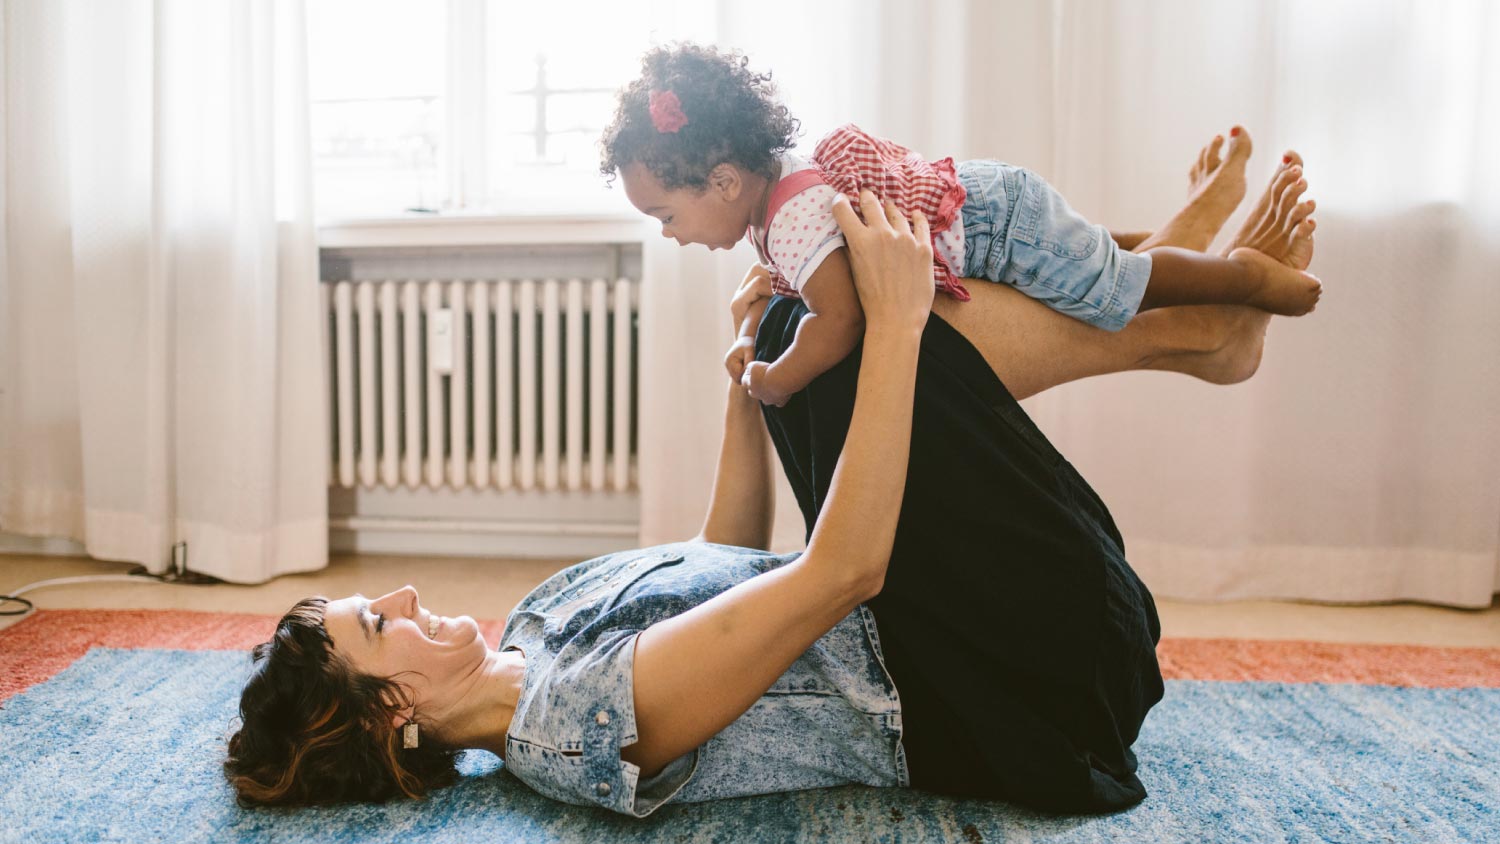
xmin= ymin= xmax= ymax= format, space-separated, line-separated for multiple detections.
xmin=3 ymin=552 xmax=1498 ymax=646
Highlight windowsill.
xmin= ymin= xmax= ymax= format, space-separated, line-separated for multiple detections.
xmin=317 ymin=208 xmax=652 ymax=249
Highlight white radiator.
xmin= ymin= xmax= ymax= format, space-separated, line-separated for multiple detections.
xmin=322 ymin=278 xmax=638 ymax=494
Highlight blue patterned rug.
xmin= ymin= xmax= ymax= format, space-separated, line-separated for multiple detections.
xmin=2 ymin=646 xmax=1497 ymax=843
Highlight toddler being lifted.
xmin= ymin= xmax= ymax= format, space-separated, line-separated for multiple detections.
xmin=600 ymin=45 xmax=1319 ymax=406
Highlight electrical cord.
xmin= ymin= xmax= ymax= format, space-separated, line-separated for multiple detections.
xmin=0 ymin=564 xmax=223 ymax=617
xmin=0 ymin=595 xmax=32 ymax=615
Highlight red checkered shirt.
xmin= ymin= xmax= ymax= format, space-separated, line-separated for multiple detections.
xmin=811 ymin=124 xmax=970 ymax=301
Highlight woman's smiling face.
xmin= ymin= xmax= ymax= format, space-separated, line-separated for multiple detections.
xmin=322 ymin=585 xmax=488 ymax=705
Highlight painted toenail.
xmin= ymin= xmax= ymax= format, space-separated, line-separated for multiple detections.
xmin=1231 ymin=127 xmax=1241 ymax=137
xmin=1283 ymin=155 xmax=1292 ymax=164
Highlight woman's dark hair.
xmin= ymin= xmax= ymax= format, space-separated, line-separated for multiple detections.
xmin=599 ymin=43 xmax=800 ymax=190
xmin=224 ymin=598 xmax=460 ymax=806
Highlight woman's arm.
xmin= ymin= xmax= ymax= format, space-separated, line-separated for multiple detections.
xmin=625 ymin=192 xmax=934 ymax=777
xmin=693 ymin=379 xmax=775 ymax=550
xmin=701 ymin=272 xmax=781 ymax=548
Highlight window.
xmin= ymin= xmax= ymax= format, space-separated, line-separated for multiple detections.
xmin=308 ymin=0 xmax=712 ymax=220
xmin=308 ymin=0 xmax=446 ymax=219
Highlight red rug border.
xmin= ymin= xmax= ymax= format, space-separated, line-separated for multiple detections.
xmin=3 ymin=608 xmax=1498 ymax=704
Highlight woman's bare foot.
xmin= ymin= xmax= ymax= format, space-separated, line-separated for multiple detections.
xmin=1131 ymin=303 xmax=1269 ymax=385
xmin=1136 ymin=126 xmax=1254 ymax=253
xmin=1222 ymin=151 xmax=1314 ymax=264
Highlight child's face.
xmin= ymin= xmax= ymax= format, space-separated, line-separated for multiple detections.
xmin=621 ymin=162 xmax=752 ymax=251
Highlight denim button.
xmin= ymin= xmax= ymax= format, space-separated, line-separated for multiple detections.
xmin=595 ymin=710 xmax=610 ymax=726
xmin=596 ymin=782 xmax=612 ymax=796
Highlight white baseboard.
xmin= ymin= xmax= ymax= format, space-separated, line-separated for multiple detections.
xmin=328 ymin=486 xmax=640 ymax=560
xmin=329 ymin=526 xmax=634 ymax=559
xmin=0 ymin=533 xmax=88 ymax=558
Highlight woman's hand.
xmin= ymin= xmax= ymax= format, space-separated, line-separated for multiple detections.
xmin=725 ymin=263 xmax=774 ymax=384
xmin=829 ymin=189 xmax=935 ymax=336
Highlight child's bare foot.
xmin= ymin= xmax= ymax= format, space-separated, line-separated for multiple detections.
xmin=1227 ymin=248 xmax=1320 ymax=315
xmin=1137 ymin=126 xmax=1253 ymax=253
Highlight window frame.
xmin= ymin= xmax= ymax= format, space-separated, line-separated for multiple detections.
xmin=311 ymin=0 xmax=717 ymax=222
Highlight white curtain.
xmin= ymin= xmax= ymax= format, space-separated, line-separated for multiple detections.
xmin=637 ymin=0 xmax=1500 ymax=607
xmin=1007 ymin=0 xmax=1500 ymax=608
xmin=0 ymin=0 xmax=326 ymax=583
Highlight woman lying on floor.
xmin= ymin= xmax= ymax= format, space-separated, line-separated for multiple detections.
xmin=226 ymin=140 xmax=1316 ymax=815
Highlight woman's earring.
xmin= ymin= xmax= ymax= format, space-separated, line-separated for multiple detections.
xmin=403 ymin=720 xmax=419 ymax=749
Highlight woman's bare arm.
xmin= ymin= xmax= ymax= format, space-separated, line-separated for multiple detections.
xmin=693 ymin=380 xmax=776 ymax=550
xmin=626 ymin=194 xmax=932 ymax=778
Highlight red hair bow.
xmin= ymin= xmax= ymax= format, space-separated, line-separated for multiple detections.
xmin=649 ymin=90 xmax=689 ymax=134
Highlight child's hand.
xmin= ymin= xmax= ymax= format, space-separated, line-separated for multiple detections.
xmin=724 ymin=335 xmax=757 ymax=383
xmin=741 ymin=361 xmax=791 ymax=407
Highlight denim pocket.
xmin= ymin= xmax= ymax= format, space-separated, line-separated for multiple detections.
xmin=959 ymin=161 xmax=1015 ymax=278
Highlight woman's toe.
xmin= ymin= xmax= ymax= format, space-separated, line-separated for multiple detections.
xmin=1225 ymin=126 xmax=1253 ymax=164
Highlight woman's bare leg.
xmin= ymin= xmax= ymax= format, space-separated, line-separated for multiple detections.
xmin=1132 ymin=126 xmax=1253 ymax=253
xmin=933 ymin=286 xmax=1262 ymax=400
xmin=936 ymin=146 xmax=1316 ymax=400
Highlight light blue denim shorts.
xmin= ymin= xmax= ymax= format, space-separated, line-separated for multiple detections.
xmin=958 ymin=159 xmax=1151 ymax=332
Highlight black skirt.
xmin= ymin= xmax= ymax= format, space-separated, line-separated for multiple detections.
xmin=756 ymin=297 xmax=1164 ymax=813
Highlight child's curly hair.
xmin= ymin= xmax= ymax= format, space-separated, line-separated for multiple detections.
xmin=600 ymin=44 xmax=800 ymax=191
